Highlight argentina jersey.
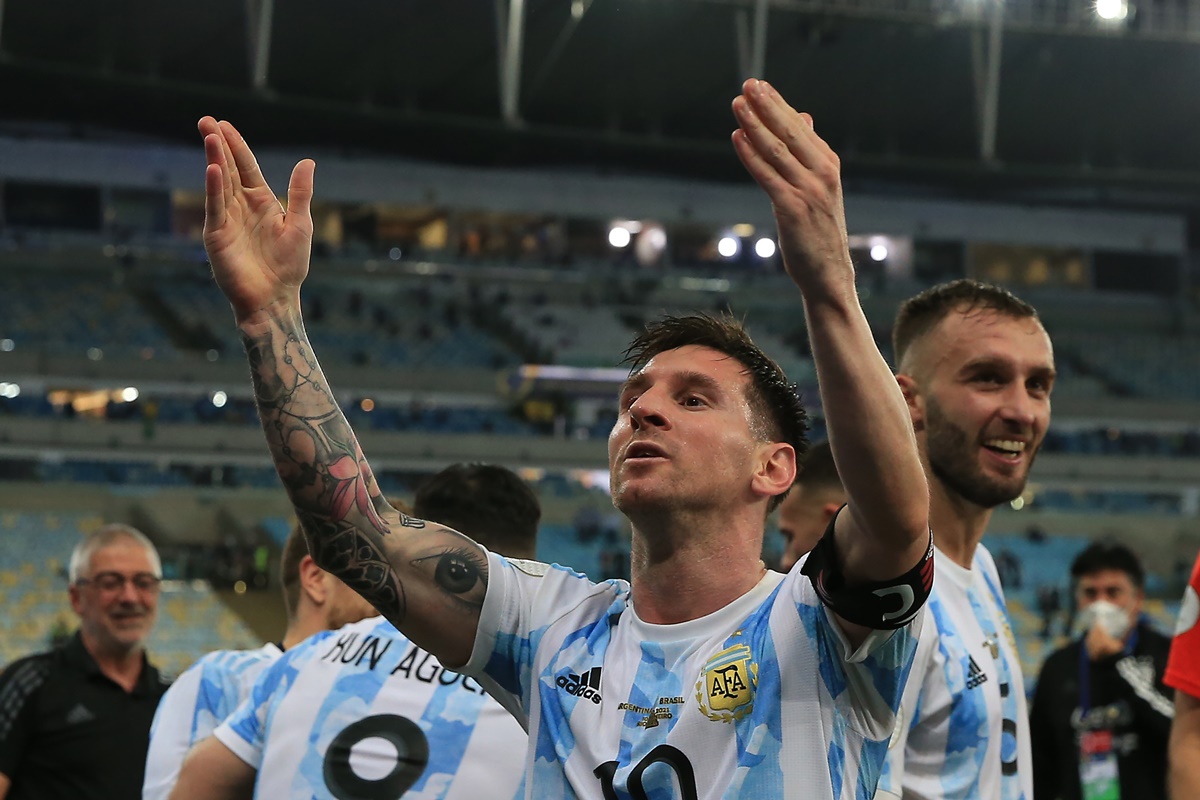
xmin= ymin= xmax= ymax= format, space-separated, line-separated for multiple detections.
xmin=875 ymin=545 xmax=1032 ymax=800
xmin=143 ymin=643 xmax=282 ymax=800
xmin=466 ymin=552 xmax=922 ymax=799
xmin=214 ymin=616 xmax=526 ymax=800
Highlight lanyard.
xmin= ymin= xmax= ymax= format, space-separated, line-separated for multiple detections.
xmin=1078 ymin=620 xmax=1140 ymax=715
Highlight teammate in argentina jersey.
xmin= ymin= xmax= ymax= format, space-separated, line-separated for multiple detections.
xmin=143 ymin=644 xmax=281 ymax=800
xmin=466 ymin=552 xmax=923 ymax=799
xmin=215 ymin=615 xmax=526 ymax=800
xmin=875 ymin=546 xmax=1032 ymax=800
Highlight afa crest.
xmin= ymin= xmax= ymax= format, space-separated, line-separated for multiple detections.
xmin=695 ymin=644 xmax=758 ymax=723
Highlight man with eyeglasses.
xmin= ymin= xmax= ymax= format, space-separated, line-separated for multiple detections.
xmin=0 ymin=523 xmax=170 ymax=800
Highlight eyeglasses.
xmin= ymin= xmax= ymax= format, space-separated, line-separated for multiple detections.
xmin=76 ymin=572 xmax=162 ymax=593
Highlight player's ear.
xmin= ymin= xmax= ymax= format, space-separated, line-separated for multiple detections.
xmin=298 ymin=554 xmax=328 ymax=605
xmin=754 ymin=442 xmax=796 ymax=502
xmin=896 ymin=373 xmax=924 ymax=431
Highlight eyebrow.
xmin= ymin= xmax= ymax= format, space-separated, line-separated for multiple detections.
xmin=618 ymin=369 xmax=726 ymax=399
xmin=959 ymin=354 xmax=1057 ymax=381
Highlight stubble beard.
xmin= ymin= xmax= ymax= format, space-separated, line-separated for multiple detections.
xmin=925 ymin=398 xmax=1033 ymax=509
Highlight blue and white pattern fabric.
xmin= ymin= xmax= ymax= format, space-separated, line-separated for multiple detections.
xmin=465 ymin=552 xmax=923 ymax=799
xmin=143 ymin=643 xmax=281 ymax=800
xmin=214 ymin=616 xmax=526 ymax=800
xmin=875 ymin=545 xmax=1032 ymax=800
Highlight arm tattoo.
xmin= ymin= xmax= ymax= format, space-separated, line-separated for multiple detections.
xmin=241 ymin=309 xmax=487 ymax=622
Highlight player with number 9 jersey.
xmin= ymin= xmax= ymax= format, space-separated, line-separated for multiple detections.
xmin=215 ymin=615 xmax=526 ymax=800
xmin=466 ymin=553 xmax=923 ymax=799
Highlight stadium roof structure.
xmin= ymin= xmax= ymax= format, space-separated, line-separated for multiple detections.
xmin=3 ymin=0 xmax=1200 ymax=208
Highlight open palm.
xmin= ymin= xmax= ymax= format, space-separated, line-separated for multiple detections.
xmin=198 ymin=116 xmax=315 ymax=324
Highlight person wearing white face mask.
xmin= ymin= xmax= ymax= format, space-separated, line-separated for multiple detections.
xmin=1030 ymin=541 xmax=1173 ymax=800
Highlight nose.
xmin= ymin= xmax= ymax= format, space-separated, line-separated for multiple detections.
xmin=116 ymin=579 xmax=141 ymax=605
xmin=628 ymin=389 xmax=670 ymax=431
xmin=999 ymin=384 xmax=1038 ymax=430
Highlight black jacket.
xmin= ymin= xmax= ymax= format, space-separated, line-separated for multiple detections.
xmin=1030 ymin=620 xmax=1173 ymax=800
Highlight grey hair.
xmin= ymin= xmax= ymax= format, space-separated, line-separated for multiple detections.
xmin=68 ymin=523 xmax=162 ymax=583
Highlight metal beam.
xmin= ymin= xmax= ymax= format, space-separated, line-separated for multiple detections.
xmin=251 ymin=0 xmax=274 ymax=91
xmin=734 ymin=10 xmax=752 ymax=79
xmin=527 ymin=0 xmax=593 ymax=104
xmin=979 ymin=0 xmax=1004 ymax=163
xmin=500 ymin=0 xmax=527 ymax=125
xmin=749 ymin=0 xmax=770 ymax=78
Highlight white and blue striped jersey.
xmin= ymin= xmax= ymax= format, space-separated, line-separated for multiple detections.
xmin=143 ymin=643 xmax=281 ymax=800
xmin=875 ymin=545 xmax=1032 ymax=800
xmin=465 ymin=552 xmax=924 ymax=799
xmin=214 ymin=616 xmax=526 ymax=800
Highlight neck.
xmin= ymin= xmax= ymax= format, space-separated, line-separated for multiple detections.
xmin=283 ymin=605 xmax=332 ymax=650
xmin=627 ymin=509 xmax=767 ymax=624
xmin=80 ymin=629 xmax=144 ymax=691
xmin=928 ymin=480 xmax=995 ymax=569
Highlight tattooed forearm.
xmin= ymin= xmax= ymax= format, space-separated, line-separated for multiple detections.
xmin=239 ymin=308 xmax=489 ymax=642
xmin=296 ymin=510 xmax=407 ymax=620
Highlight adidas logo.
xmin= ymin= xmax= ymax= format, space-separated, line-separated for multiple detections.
xmin=555 ymin=666 xmax=603 ymax=705
xmin=66 ymin=703 xmax=95 ymax=725
xmin=966 ymin=656 xmax=988 ymax=689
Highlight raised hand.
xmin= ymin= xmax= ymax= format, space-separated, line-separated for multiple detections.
xmin=198 ymin=116 xmax=315 ymax=325
xmin=730 ymin=79 xmax=853 ymax=298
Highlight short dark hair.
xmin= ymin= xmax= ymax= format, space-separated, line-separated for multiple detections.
xmin=413 ymin=463 xmax=541 ymax=556
xmin=280 ymin=497 xmax=413 ymax=617
xmin=794 ymin=439 xmax=842 ymax=493
xmin=622 ymin=313 xmax=809 ymax=512
xmin=1070 ymin=541 xmax=1145 ymax=589
xmin=893 ymin=279 xmax=1039 ymax=370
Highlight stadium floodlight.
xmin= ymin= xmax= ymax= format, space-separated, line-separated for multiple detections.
xmin=1095 ymin=0 xmax=1129 ymax=19
xmin=212 ymin=391 xmax=228 ymax=408
xmin=718 ymin=236 xmax=740 ymax=258
xmin=0 ymin=383 xmax=19 ymax=399
xmin=754 ymin=238 xmax=777 ymax=259
xmin=870 ymin=243 xmax=889 ymax=262
xmin=121 ymin=387 xmax=139 ymax=402
xmin=608 ymin=226 xmax=632 ymax=248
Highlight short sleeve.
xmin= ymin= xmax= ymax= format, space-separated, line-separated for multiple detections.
xmin=0 ymin=657 xmax=49 ymax=778
xmin=143 ymin=660 xmax=208 ymax=800
xmin=212 ymin=657 xmax=285 ymax=770
xmin=1166 ymin=553 xmax=1200 ymax=697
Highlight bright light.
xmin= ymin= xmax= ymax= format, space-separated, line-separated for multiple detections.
xmin=571 ymin=0 xmax=585 ymax=18
xmin=0 ymin=383 xmax=19 ymax=399
xmin=1096 ymin=0 xmax=1128 ymax=19
xmin=608 ymin=227 xmax=632 ymax=248
xmin=0 ymin=339 xmax=13 ymax=352
xmin=121 ymin=387 xmax=139 ymax=403
xmin=644 ymin=227 xmax=667 ymax=250
xmin=732 ymin=223 xmax=756 ymax=238
xmin=869 ymin=244 xmax=889 ymax=262
xmin=211 ymin=391 xmax=228 ymax=408
xmin=717 ymin=237 xmax=740 ymax=258
xmin=754 ymin=238 xmax=776 ymax=259
xmin=360 ymin=398 xmax=376 ymax=412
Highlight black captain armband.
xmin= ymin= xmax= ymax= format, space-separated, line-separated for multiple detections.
xmin=800 ymin=508 xmax=934 ymax=630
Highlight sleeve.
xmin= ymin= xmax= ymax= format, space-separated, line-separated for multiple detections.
xmin=789 ymin=564 xmax=925 ymax=745
xmin=872 ymin=607 xmax=935 ymax=799
xmin=211 ymin=657 xmax=287 ymax=770
xmin=0 ymin=656 xmax=49 ymax=779
xmin=142 ymin=660 xmax=209 ymax=800
xmin=463 ymin=552 xmax=614 ymax=727
xmin=1166 ymin=552 xmax=1200 ymax=698
xmin=1029 ymin=651 xmax=1063 ymax=800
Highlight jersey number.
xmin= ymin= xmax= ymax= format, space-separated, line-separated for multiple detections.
xmin=323 ymin=713 xmax=430 ymax=800
xmin=594 ymin=745 xmax=698 ymax=800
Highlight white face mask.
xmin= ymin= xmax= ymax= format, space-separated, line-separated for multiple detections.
xmin=1079 ymin=599 xmax=1132 ymax=641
